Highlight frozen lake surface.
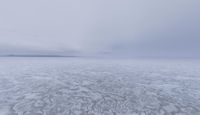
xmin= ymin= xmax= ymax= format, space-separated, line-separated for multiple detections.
xmin=0 ymin=58 xmax=200 ymax=115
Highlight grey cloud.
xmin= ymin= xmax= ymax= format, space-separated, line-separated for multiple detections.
xmin=0 ymin=0 xmax=200 ymax=57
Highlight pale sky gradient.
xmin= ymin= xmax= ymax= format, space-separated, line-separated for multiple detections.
xmin=0 ymin=0 xmax=200 ymax=57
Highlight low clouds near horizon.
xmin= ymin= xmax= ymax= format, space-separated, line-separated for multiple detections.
xmin=0 ymin=0 xmax=200 ymax=57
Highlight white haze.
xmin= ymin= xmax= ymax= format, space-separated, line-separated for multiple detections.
xmin=0 ymin=0 xmax=200 ymax=57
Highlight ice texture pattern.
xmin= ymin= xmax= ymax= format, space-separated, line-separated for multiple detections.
xmin=0 ymin=58 xmax=200 ymax=115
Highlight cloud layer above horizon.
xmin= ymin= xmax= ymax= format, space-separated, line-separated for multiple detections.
xmin=0 ymin=0 xmax=200 ymax=57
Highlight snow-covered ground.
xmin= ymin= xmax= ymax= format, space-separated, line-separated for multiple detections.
xmin=0 ymin=57 xmax=200 ymax=115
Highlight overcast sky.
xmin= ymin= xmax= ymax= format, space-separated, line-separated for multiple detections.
xmin=0 ymin=0 xmax=200 ymax=57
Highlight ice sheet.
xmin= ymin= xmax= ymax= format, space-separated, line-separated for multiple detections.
xmin=0 ymin=58 xmax=200 ymax=115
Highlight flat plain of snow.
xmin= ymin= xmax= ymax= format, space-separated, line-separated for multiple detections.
xmin=0 ymin=57 xmax=200 ymax=115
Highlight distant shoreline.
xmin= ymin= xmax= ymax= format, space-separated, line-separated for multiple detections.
xmin=0 ymin=55 xmax=79 ymax=58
